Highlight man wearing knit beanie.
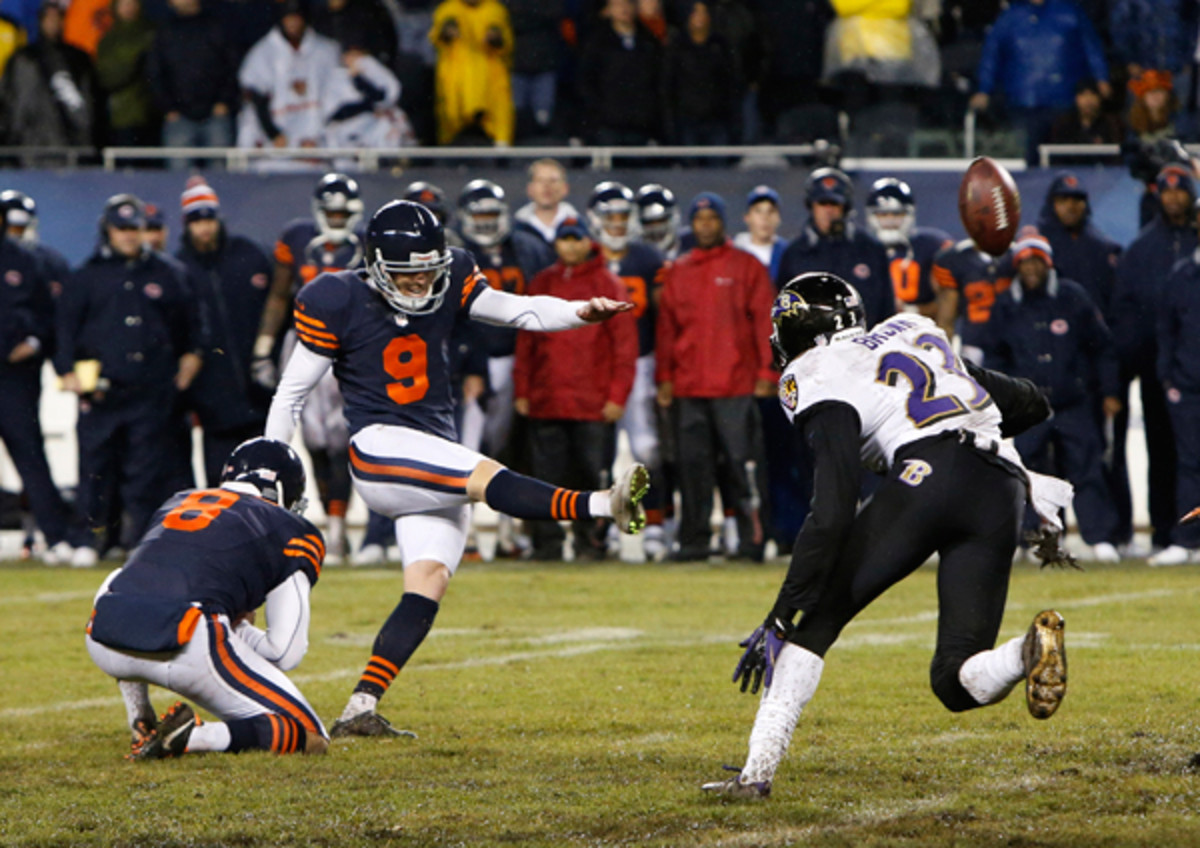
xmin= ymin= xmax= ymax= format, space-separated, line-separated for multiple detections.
xmin=987 ymin=226 xmax=1123 ymax=563
xmin=174 ymin=177 xmax=275 ymax=489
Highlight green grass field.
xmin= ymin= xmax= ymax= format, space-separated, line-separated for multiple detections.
xmin=4 ymin=556 xmax=1200 ymax=847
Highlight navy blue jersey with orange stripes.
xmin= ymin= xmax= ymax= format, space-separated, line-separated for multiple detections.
xmin=274 ymin=219 xmax=365 ymax=289
xmin=293 ymin=247 xmax=489 ymax=440
xmin=461 ymin=230 xmax=554 ymax=358
xmin=605 ymin=241 xmax=664 ymax=357
xmin=931 ymin=240 xmax=1015 ymax=351
xmin=108 ymin=488 xmax=323 ymax=618
xmin=886 ymin=228 xmax=954 ymax=307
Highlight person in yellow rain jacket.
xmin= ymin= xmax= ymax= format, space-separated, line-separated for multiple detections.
xmin=430 ymin=0 xmax=514 ymax=146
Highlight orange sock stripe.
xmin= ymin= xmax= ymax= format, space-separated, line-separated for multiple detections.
xmin=568 ymin=491 xmax=580 ymax=520
xmin=365 ymin=663 xmax=396 ymax=683
xmin=552 ymin=488 xmax=566 ymax=520
xmin=327 ymin=499 xmax=347 ymax=518
xmin=361 ymin=670 xmax=391 ymax=690
xmin=645 ymin=508 xmax=664 ymax=525
xmin=267 ymin=714 xmax=280 ymax=752
xmin=370 ymin=655 xmax=400 ymax=676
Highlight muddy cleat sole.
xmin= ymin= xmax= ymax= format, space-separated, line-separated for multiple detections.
xmin=701 ymin=773 xmax=771 ymax=799
xmin=329 ymin=711 xmax=417 ymax=739
xmin=1023 ymin=610 xmax=1067 ymax=719
xmin=128 ymin=702 xmax=197 ymax=760
xmin=611 ymin=463 xmax=650 ymax=534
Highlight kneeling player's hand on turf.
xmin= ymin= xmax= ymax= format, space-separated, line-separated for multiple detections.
xmin=577 ymin=297 xmax=634 ymax=323
xmin=732 ymin=617 xmax=790 ymax=695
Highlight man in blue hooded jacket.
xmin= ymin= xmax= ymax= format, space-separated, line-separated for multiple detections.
xmin=969 ymin=0 xmax=1111 ymax=165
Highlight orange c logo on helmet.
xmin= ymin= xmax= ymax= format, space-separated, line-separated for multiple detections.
xmin=822 ymin=177 xmax=838 ymax=190
xmin=1064 ymin=176 xmax=1078 ymax=187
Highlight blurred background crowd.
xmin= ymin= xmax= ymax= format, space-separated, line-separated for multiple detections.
xmin=0 ymin=0 xmax=1196 ymax=164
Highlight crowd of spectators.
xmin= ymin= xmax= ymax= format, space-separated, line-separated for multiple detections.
xmin=0 ymin=0 xmax=1195 ymax=162
xmin=6 ymin=155 xmax=1200 ymax=567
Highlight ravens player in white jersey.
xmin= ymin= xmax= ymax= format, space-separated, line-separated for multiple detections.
xmin=266 ymin=200 xmax=649 ymax=737
xmin=703 ymin=272 xmax=1074 ymax=798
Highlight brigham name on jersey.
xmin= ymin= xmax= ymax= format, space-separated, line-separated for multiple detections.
xmin=777 ymin=314 xmax=1002 ymax=472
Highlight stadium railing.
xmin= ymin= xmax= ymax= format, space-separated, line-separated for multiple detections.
xmin=95 ymin=144 xmax=1021 ymax=173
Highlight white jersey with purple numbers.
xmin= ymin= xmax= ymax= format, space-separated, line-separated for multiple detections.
xmin=777 ymin=314 xmax=1005 ymax=473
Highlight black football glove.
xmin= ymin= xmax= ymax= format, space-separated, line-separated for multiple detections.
xmin=1024 ymin=527 xmax=1081 ymax=570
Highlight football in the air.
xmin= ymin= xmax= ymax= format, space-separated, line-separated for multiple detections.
xmin=958 ymin=156 xmax=1021 ymax=257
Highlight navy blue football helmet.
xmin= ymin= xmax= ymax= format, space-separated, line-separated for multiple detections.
xmin=221 ymin=438 xmax=308 ymax=513
xmin=403 ymin=181 xmax=449 ymax=224
xmin=865 ymin=177 xmax=916 ymax=246
xmin=635 ymin=183 xmax=679 ymax=254
xmin=457 ymin=179 xmax=510 ymax=247
xmin=587 ymin=181 xmax=639 ymax=251
xmin=805 ymin=167 xmax=854 ymax=210
xmin=313 ymin=173 xmax=364 ymax=243
xmin=770 ymin=272 xmax=865 ymax=369
xmin=365 ymin=200 xmax=453 ymax=315
xmin=0 ymin=189 xmax=37 ymax=242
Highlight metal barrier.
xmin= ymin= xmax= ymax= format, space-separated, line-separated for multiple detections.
xmin=102 ymin=144 xmax=826 ymax=172
xmin=0 ymin=146 xmax=97 ymax=167
xmin=97 ymin=144 xmax=1022 ymax=173
xmin=1037 ymin=144 xmax=1123 ymax=168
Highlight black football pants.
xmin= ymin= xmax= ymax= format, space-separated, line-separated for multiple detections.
xmin=789 ymin=436 xmax=1027 ymax=712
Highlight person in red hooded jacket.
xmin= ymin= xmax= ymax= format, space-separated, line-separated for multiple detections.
xmin=656 ymin=192 xmax=776 ymax=562
xmin=513 ymin=217 xmax=638 ymax=560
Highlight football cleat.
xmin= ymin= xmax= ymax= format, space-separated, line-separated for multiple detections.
xmin=329 ymin=711 xmax=417 ymax=739
xmin=610 ymin=463 xmax=650 ymax=535
xmin=1023 ymin=610 xmax=1067 ymax=719
xmin=129 ymin=716 xmax=157 ymax=754
xmin=702 ymin=767 xmax=771 ymax=799
xmin=128 ymin=702 xmax=197 ymax=760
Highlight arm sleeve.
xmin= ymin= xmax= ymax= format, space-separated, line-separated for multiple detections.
xmin=467 ymin=284 xmax=590 ymax=331
xmin=1157 ymin=273 xmax=1179 ymax=386
xmin=655 ymin=271 xmax=676 ymax=384
xmin=234 ymin=571 xmax=311 ymax=671
xmin=248 ymin=90 xmax=281 ymax=140
xmin=975 ymin=22 xmax=1000 ymax=94
xmin=53 ymin=268 xmax=86 ymax=375
xmin=770 ymin=401 xmax=863 ymax=622
xmin=964 ymin=359 xmax=1051 ymax=438
xmin=264 ymin=344 xmax=333 ymax=443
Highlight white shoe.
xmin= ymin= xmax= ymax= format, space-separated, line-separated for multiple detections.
xmin=642 ymin=525 xmax=667 ymax=561
xmin=41 ymin=541 xmax=74 ymax=566
xmin=1148 ymin=545 xmax=1192 ymax=567
xmin=1091 ymin=542 xmax=1121 ymax=563
xmin=1118 ymin=540 xmax=1151 ymax=559
xmin=71 ymin=547 xmax=98 ymax=568
xmin=351 ymin=543 xmax=386 ymax=566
